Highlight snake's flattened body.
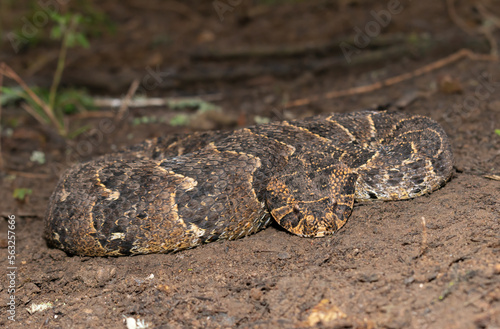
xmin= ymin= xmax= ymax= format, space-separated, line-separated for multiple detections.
xmin=45 ymin=111 xmax=454 ymax=256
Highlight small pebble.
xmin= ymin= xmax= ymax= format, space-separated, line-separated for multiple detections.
xmin=277 ymin=252 xmax=291 ymax=260
xmin=404 ymin=276 xmax=415 ymax=285
xmin=358 ymin=273 xmax=379 ymax=283
xmin=250 ymin=288 xmax=262 ymax=301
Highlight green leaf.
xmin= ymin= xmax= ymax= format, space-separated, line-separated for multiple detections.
xmin=72 ymin=13 xmax=83 ymax=24
xmin=13 ymin=188 xmax=33 ymax=201
xmin=167 ymin=99 xmax=220 ymax=112
xmin=132 ymin=116 xmax=159 ymax=126
xmin=66 ymin=33 xmax=77 ymax=47
xmin=30 ymin=151 xmax=46 ymax=165
xmin=75 ymin=33 xmax=90 ymax=48
xmin=50 ymin=26 xmax=62 ymax=40
xmin=55 ymin=88 xmax=95 ymax=113
xmin=48 ymin=10 xmax=62 ymax=22
xmin=254 ymin=115 xmax=271 ymax=124
xmin=169 ymin=114 xmax=190 ymax=126
xmin=67 ymin=125 xmax=91 ymax=139
xmin=7 ymin=118 xmax=19 ymax=128
xmin=1 ymin=86 xmax=53 ymax=123
xmin=0 ymin=86 xmax=25 ymax=105
xmin=197 ymin=101 xmax=220 ymax=113
xmin=495 ymin=129 xmax=500 ymax=136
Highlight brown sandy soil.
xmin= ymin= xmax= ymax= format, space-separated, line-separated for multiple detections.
xmin=1 ymin=1 xmax=499 ymax=328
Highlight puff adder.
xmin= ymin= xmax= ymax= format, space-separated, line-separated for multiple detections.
xmin=45 ymin=110 xmax=454 ymax=256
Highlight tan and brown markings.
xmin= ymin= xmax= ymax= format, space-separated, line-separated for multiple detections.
xmin=45 ymin=110 xmax=454 ymax=256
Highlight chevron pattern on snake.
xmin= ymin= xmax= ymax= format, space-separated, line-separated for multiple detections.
xmin=45 ymin=110 xmax=454 ymax=256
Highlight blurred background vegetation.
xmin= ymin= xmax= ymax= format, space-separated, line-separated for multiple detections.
xmin=0 ymin=0 xmax=498 ymax=139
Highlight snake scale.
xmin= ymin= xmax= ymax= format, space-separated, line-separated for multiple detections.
xmin=45 ymin=110 xmax=454 ymax=256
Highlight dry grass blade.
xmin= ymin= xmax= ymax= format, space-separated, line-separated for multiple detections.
xmin=0 ymin=62 xmax=64 ymax=134
xmin=475 ymin=3 xmax=500 ymax=57
xmin=20 ymin=103 xmax=48 ymax=126
xmin=446 ymin=0 xmax=475 ymax=36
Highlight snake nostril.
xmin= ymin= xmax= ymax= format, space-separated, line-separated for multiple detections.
xmin=329 ymin=199 xmax=337 ymax=208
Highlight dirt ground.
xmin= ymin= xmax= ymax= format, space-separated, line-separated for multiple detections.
xmin=1 ymin=1 xmax=499 ymax=328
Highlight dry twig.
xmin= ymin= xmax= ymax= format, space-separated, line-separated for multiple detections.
xmin=483 ymin=174 xmax=500 ymax=181
xmin=285 ymin=49 xmax=498 ymax=108
xmin=475 ymin=3 xmax=500 ymax=57
xmin=116 ymin=78 xmax=140 ymax=122
xmin=446 ymin=0 xmax=475 ymax=35
xmin=419 ymin=216 xmax=428 ymax=258
xmin=446 ymin=0 xmax=500 ymax=56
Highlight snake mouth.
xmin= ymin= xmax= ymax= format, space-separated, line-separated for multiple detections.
xmin=270 ymin=198 xmax=352 ymax=237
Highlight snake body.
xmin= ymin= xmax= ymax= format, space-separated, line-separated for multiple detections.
xmin=45 ymin=110 xmax=453 ymax=256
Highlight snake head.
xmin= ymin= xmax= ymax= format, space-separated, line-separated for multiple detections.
xmin=266 ymin=163 xmax=357 ymax=237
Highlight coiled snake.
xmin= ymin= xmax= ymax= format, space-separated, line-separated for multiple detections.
xmin=45 ymin=110 xmax=453 ymax=256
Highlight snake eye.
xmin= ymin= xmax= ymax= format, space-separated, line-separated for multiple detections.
xmin=411 ymin=187 xmax=421 ymax=194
